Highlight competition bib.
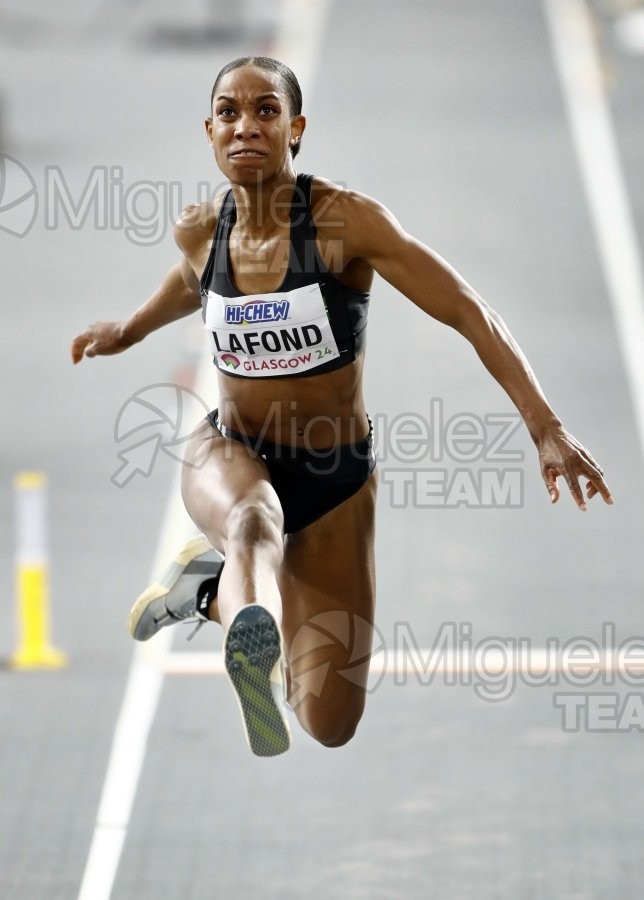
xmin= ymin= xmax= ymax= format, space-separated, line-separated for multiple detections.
xmin=203 ymin=283 xmax=340 ymax=377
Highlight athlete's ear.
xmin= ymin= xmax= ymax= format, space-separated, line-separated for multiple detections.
xmin=290 ymin=114 xmax=306 ymax=143
xmin=204 ymin=117 xmax=214 ymax=145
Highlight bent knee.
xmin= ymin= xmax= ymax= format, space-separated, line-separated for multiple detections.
xmin=317 ymin=720 xmax=360 ymax=749
xmin=226 ymin=498 xmax=284 ymax=546
xmin=296 ymin=701 xmax=365 ymax=749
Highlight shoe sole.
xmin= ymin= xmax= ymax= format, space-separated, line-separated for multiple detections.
xmin=224 ymin=606 xmax=291 ymax=757
xmin=128 ymin=535 xmax=220 ymax=640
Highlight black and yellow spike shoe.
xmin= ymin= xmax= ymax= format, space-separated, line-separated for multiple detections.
xmin=224 ymin=605 xmax=291 ymax=757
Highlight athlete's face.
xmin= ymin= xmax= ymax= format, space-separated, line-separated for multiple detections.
xmin=206 ymin=66 xmax=305 ymax=183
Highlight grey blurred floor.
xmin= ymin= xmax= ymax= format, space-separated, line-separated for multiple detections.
xmin=1 ymin=1 xmax=643 ymax=898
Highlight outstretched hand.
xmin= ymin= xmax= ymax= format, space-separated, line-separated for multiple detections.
xmin=537 ymin=426 xmax=613 ymax=511
xmin=70 ymin=321 xmax=135 ymax=364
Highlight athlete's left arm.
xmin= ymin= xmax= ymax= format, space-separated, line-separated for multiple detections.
xmin=342 ymin=192 xmax=613 ymax=510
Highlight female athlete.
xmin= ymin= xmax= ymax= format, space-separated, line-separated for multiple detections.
xmin=71 ymin=56 xmax=613 ymax=757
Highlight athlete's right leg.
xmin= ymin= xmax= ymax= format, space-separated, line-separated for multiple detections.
xmin=180 ymin=417 xmax=291 ymax=756
xmin=128 ymin=417 xmax=283 ymax=640
xmin=180 ymin=417 xmax=285 ymax=630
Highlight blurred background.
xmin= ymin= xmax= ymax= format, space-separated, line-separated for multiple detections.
xmin=1 ymin=1 xmax=643 ymax=898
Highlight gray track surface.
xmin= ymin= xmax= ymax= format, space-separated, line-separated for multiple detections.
xmin=1 ymin=1 xmax=643 ymax=898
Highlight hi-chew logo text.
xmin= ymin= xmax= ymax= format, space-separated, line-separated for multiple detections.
xmin=224 ymin=299 xmax=290 ymax=325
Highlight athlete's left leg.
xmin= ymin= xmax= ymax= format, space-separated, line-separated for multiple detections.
xmin=278 ymin=469 xmax=378 ymax=748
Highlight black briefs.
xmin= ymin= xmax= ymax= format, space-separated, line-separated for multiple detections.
xmin=205 ymin=409 xmax=376 ymax=534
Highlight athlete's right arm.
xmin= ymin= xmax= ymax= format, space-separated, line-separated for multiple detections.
xmin=70 ymin=257 xmax=201 ymax=364
xmin=71 ymin=202 xmax=216 ymax=364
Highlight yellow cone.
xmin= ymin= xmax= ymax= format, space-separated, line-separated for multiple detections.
xmin=10 ymin=472 xmax=67 ymax=671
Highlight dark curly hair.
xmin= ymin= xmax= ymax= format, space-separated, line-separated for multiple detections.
xmin=210 ymin=56 xmax=303 ymax=158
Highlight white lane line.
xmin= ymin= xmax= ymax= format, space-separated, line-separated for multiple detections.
xmin=77 ymin=4 xmax=332 ymax=897
xmin=273 ymin=0 xmax=331 ymax=90
xmin=543 ymin=0 xmax=644 ymax=458
xmin=161 ymin=649 xmax=644 ymax=677
xmin=77 ymin=355 xmax=217 ymax=900
xmin=76 ymin=645 xmax=171 ymax=900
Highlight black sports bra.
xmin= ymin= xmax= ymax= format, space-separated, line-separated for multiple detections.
xmin=199 ymin=173 xmax=370 ymax=379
